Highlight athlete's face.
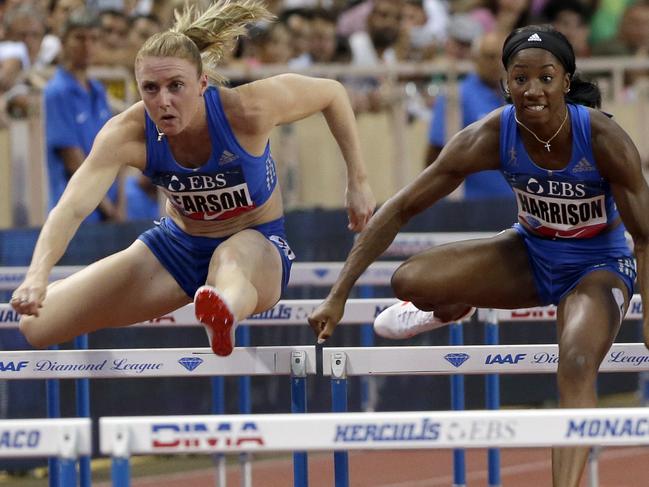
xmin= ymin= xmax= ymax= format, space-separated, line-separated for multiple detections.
xmin=506 ymin=48 xmax=570 ymax=125
xmin=136 ymin=56 xmax=208 ymax=137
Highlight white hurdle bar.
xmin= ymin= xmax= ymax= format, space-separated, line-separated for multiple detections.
xmin=0 ymin=418 xmax=91 ymax=487
xmin=0 ymin=232 xmax=498 ymax=291
xmin=0 ymin=299 xmax=398 ymax=328
xmin=98 ymin=407 xmax=649 ymax=487
xmin=322 ymin=344 xmax=649 ymax=376
xmin=0 ymin=346 xmax=316 ymax=379
xmin=0 ymin=418 xmax=91 ymax=458
xmin=100 ymin=408 xmax=649 ymax=455
xmin=0 ymin=262 xmax=403 ymax=290
xmin=0 ymin=294 xmax=642 ymax=328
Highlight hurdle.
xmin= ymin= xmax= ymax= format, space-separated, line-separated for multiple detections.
xmin=0 ymin=296 xmax=395 ymax=487
xmin=0 ymin=418 xmax=91 ymax=486
xmin=99 ymin=407 xmax=649 ymax=486
xmin=0 ymin=230 xmax=643 ymax=485
xmin=0 ymin=346 xmax=315 ymax=487
xmin=1 ymin=294 xmax=645 ymax=486
xmin=323 ymin=339 xmax=649 ymax=487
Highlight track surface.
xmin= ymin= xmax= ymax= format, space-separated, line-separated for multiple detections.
xmin=95 ymin=446 xmax=649 ymax=486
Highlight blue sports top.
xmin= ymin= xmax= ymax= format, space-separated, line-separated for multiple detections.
xmin=500 ymin=103 xmax=621 ymax=239
xmin=143 ymin=86 xmax=277 ymax=221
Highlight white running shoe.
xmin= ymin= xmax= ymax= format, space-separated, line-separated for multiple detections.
xmin=374 ymin=301 xmax=475 ymax=339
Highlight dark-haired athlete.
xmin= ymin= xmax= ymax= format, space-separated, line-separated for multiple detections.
xmin=310 ymin=25 xmax=649 ymax=487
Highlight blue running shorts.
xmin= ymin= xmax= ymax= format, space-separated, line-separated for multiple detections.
xmin=138 ymin=217 xmax=295 ymax=298
xmin=513 ymin=223 xmax=636 ymax=306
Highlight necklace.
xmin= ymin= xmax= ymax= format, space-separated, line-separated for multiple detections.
xmin=155 ymin=125 xmax=165 ymax=142
xmin=514 ymin=109 xmax=568 ymax=152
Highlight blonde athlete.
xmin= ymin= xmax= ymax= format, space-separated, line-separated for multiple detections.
xmin=11 ymin=1 xmax=375 ymax=357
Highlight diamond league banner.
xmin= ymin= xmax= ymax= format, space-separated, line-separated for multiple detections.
xmin=0 ymin=346 xmax=316 ymax=379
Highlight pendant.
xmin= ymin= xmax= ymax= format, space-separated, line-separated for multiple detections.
xmin=157 ymin=133 xmax=163 ymax=142
xmin=544 ymin=142 xmax=551 ymax=152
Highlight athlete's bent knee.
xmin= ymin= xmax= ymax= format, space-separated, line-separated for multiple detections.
xmin=558 ymin=348 xmax=599 ymax=385
xmin=19 ymin=317 xmax=51 ymax=349
xmin=391 ymin=264 xmax=415 ymax=301
xmin=390 ymin=261 xmax=438 ymax=302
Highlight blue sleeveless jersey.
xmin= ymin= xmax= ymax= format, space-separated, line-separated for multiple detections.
xmin=500 ymin=103 xmax=625 ymax=241
xmin=143 ymin=86 xmax=277 ymax=221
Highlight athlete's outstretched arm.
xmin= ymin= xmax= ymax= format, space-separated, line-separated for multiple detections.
xmin=308 ymin=112 xmax=503 ymax=342
xmin=10 ymin=112 xmax=144 ymax=316
xmin=237 ymin=74 xmax=375 ymax=231
xmin=591 ymin=111 xmax=649 ymax=349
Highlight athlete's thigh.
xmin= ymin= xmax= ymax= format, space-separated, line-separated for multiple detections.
xmin=556 ymin=270 xmax=629 ymax=361
xmin=395 ymin=229 xmax=541 ymax=309
xmin=207 ymin=229 xmax=283 ymax=312
xmin=21 ymin=240 xmax=191 ymax=346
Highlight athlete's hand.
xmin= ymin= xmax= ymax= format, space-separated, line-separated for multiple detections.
xmin=308 ymin=296 xmax=346 ymax=344
xmin=10 ymin=278 xmax=47 ymax=317
xmin=345 ymin=180 xmax=376 ymax=232
xmin=644 ymin=320 xmax=649 ymax=351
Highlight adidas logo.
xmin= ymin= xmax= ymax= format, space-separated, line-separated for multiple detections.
xmin=218 ymin=150 xmax=237 ymax=165
xmin=527 ymin=33 xmax=542 ymax=42
xmin=572 ymin=158 xmax=595 ymax=173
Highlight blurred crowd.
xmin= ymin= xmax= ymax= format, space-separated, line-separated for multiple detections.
xmin=3 ymin=0 xmax=649 ymax=116
xmin=1 ymin=0 xmax=649 ymax=220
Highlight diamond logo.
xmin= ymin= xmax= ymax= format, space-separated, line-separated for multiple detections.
xmin=444 ymin=353 xmax=469 ymax=368
xmin=527 ymin=33 xmax=542 ymax=42
xmin=178 ymin=357 xmax=203 ymax=371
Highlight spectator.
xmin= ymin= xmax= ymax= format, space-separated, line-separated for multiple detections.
xmin=542 ymin=0 xmax=592 ymax=58
xmin=469 ymin=0 xmax=531 ymax=34
xmin=128 ymin=13 xmax=162 ymax=55
xmin=349 ymin=0 xmax=403 ymax=66
xmin=280 ymin=8 xmax=313 ymax=67
xmin=421 ymin=0 xmax=449 ymax=44
xmin=43 ymin=8 xmax=123 ymax=223
xmin=588 ymin=0 xmax=635 ymax=46
xmin=0 ymin=4 xmax=48 ymax=118
xmin=40 ymin=0 xmax=85 ymax=67
xmin=592 ymin=2 xmax=649 ymax=57
xmin=309 ymin=8 xmax=342 ymax=63
xmin=444 ymin=13 xmax=484 ymax=60
xmin=3 ymin=4 xmax=46 ymax=68
xmin=336 ymin=0 xmax=374 ymax=38
xmin=246 ymin=22 xmax=292 ymax=65
xmin=426 ymin=30 xmax=511 ymax=200
xmin=0 ymin=6 xmax=33 ymax=93
xmin=343 ymin=0 xmax=405 ymax=114
xmin=591 ymin=1 xmax=649 ymax=96
xmin=93 ymin=9 xmax=133 ymax=108
xmin=94 ymin=8 xmax=130 ymax=67
xmin=397 ymin=0 xmax=438 ymax=61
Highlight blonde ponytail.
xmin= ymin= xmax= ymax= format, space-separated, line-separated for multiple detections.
xmin=136 ymin=0 xmax=274 ymax=84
